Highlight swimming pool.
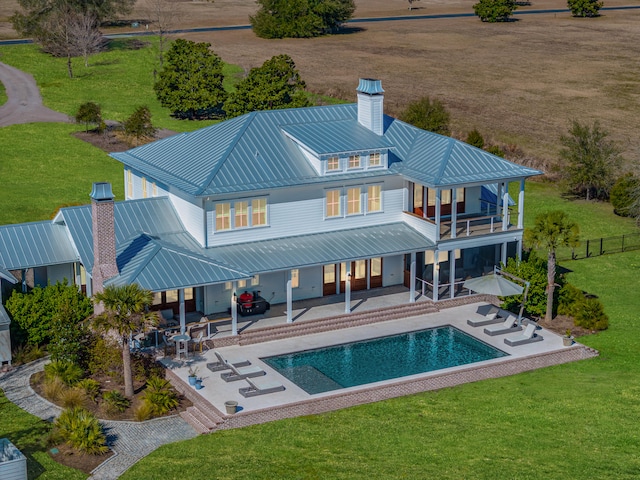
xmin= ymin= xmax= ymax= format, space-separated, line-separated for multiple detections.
xmin=263 ymin=326 xmax=508 ymax=394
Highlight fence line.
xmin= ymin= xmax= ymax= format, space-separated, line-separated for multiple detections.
xmin=556 ymin=232 xmax=640 ymax=261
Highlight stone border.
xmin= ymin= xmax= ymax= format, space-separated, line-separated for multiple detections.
xmin=217 ymin=345 xmax=597 ymax=430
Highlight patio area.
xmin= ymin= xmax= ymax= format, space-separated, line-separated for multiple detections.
xmin=157 ymin=299 xmax=598 ymax=430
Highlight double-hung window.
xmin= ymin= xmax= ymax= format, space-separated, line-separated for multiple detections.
xmin=252 ymin=198 xmax=267 ymax=226
xmin=235 ymin=201 xmax=249 ymax=228
xmin=326 ymin=190 xmax=341 ymax=218
xmin=214 ymin=198 xmax=268 ymax=232
xmin=126 ymin=170 xmax=133 ymax=198
xmin=142 ymin=177 xmax=148 ymax=198
xmin=216 ymin=203 xmax=231 ymax=231
xmin=369 ymin=152 xmax=381 ymax=167
xmin=347 ymin=187 xmax=361 ymax=215
xmin=348 ymin=155 xmax=361 ymax=169
xmin=367 ymin=185 xmax=382 ymax=213
xmin=327 ymin=156 xmax=340 ymax=172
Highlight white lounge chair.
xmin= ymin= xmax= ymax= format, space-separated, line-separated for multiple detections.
xmin=239 ymin=376 xmax=285 ymax=397
xmin=504 ymin=323 xmax=543 ymax=346
xmin=467 ymin=309 xmax=504 ymax=327
xmin=484 ymin=315 xmax=522 ymax=336
xmin=206 ymin=350 xmax=251 ymax=372
xmin=221 ymin=361 xmax=265 ymax=382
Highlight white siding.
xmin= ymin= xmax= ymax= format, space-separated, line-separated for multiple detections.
xmin=47 ymin=263 xmax=74 ymax=285
xmin=357 ymin=93 xmax=384 ymax=135
xmin=169 ymin=193 xmax=205 ymax=246
xmin=402 ymin=212 xmax=437 ymax=241
xmin=465 ymin=186 xmax=483 ymax=214
xmin=206 ymin=177 xmax=406 ymax=247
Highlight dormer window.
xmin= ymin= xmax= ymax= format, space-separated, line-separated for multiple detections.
xmin=348 ymin=155 xmax=361 ymax=169
xmin=327 ymin=156 xmax=340 ymax=172
xmin=369 ymin=152 xmax=381 ymax=167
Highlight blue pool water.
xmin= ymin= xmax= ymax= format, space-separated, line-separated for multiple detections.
xmin=263 ymin=326 xmax=508 ymax=394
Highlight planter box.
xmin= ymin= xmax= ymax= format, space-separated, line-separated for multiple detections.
xmin=0 ymin=438 xmax=27 ymax=480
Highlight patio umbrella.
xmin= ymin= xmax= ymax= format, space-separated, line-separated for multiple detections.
xmin=462 ymin=273 xmax=524 ymax=297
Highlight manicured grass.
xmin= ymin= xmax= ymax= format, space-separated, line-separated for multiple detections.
xmin=0 ymin=80 xmax=6 ymax=106
xmin=0 ymin=123 xmax=123 ymax=224
xmin=0 ymin=40 xmax=242 ymax=132
xmin=0 ymin=391 xmax=88 ymax=480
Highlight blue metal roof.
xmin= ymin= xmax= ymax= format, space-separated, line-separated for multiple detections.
xmin=111 ymin=102 xmax=542 ymax=197
xmin=205 ymin=223 xmax=434 ymax=274
xmin=0 ymin=266 xmax=17 ymax=284
xmin=0 ymin=221 xmax=78 ymax=270
xmin=105 ymin=234 xmax=250 ymax=291
xmin=357 ymin=78 xmax=384 ymax=95
xmin=282 ymin=120 xmax=393 ymax=156
xmin=58 ymin=197 xmax=186 ymax=275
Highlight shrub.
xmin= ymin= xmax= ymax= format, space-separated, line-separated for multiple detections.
xmin=485 ymin=145 xmax=505 ymax=158
xmin=123 ymin=105 xmax=156 ymax=145
xmin=75 ymin=102 xmax=102 ymax=132
xmin=102 ymin=390 xmax=131 ymax=414
xmin=473 ymin=0 xmax=517 ymax=22
xmin=142 ymin=376 xmax=179 ymax=416
xmin=87 ymin=336 xmax=122 ymax=381
xmin=574 ymin=297 xmax=609 ymax=331
xmin=44 ymin=360 xmax=84 ymax=386
xmin=400 ymin=97 xmax=451 ymax=136
xmin=60 ymin=387 xmax=87 ymax=409
xmin=501 ymin=253 xmax=555 ymax=318
xmin=54 ymin=407 xmax=108 ymax=455
xmin=76 ymin=378 xmax=101 ymax=402
xmin=466 ymin=129 xmax=485 ymax=149
xmin=610 ymin=174 xmax=639 ymax=217
xmin=134 ymin=400 xmax=154 ymax=422
xmin=43 ymin=376 xmax=67 ymax=402
xmin=557 ymin=283 xmax=585 ymax=317
xmin=567 ymin=0 xmax=603 ymax=17
xmin=11 ymin=343 xmax=45 ymax=365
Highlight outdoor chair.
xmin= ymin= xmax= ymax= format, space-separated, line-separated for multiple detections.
xmin=483 ymin=315 xmax=522 ymax=336
xmin=220 ymin=362 xmax=266 ymax=382
xmin=239 ymin=376 xmax=285 ymax=398
xmin=504 ymin=323 xmax=543 ymax=346
xmin=206 ymin=350 xmax=251 ymax=372
xmin=467 ymin=307 xmax=504 ymax=327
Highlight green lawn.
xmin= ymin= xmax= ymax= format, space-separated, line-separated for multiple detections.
xmin=0 ymin=392 xmax=88 ymax=480
xmin=0 ymin=80 xmax=6 ymax=106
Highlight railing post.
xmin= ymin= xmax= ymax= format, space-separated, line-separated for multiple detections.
xmin=466 ymin=219 xmax=470 ymax=236
xmin=490 ymin=217 xmax=494 ymax=233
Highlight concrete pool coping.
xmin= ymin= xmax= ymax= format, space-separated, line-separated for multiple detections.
xmin=161 ymin=301 xmax=598 ymax=431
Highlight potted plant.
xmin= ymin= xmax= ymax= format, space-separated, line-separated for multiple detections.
xmin=563 ymin=329 xmax=574 ymax=347
xmin=188 ymin=366 xmax=199 ymax=386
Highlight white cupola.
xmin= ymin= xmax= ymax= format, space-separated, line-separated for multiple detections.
xmin=356 ymin=78 xmax=384 ymax=135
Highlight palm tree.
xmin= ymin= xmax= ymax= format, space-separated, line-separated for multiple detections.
xmin=524 ymin=211 xmax=580 ymax=322
xmin=91 ymin=284 xmax=157 ymax=397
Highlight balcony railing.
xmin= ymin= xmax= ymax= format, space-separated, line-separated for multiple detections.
xmin=405 ymin=209 xmax=520 ymax=241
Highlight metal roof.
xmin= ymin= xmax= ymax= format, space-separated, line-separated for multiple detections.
xmin=281 ymin=120 xmax=393 ymax=156
xmin=0 ymin=304 xmax=10 ymax=326
xmin=357 ymin=78 xmax=384 ymax=95
xmin=111 ymin=103 xmax=542 ymax=197
xmin=204 ymin=223 xmax=434 ymax=274
xmin=105 ymin=234 xmax=250 ymax=291
xmin=0 ymin=221 xmax=79 ymax=270
xmin=0 ymin=266 xmax=17 ymax=284
xmin=58 ymin=197 xmax=186 ymax=275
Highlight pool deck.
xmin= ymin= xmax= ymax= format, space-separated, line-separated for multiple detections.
xmin=159 ymin=297 xmax=598 ymax=432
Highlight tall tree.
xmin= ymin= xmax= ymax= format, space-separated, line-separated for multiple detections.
xmin=400 ymin=96 xmax=451 ymax=136
xmin=558 ymin=120 xmax=623 ymax=201
xmin=154 ymin=39 xmax=227 ymax=120
xmin=250 ymin=0 xmax=355 ymax=39
xmin=524 ymin=211 xmax=580 ymax=322
xmin=123 ymin=105 xmax=157 ymax=146
xmin=224 ymin=54 xmax=311 ymax=118
xmin=143 ymin=0 xmax=184 ymax=67
xmin=91 ymin=284 xmax=157 ymax=397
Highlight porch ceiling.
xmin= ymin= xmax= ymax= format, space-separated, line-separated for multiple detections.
xmin=205 ymin=222 xmax=434 ymax=274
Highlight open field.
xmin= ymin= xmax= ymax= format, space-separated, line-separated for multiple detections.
xmin=3 ymin=0 xmax=640 ymax=168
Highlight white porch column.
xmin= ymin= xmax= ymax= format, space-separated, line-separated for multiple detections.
xmin=433 ymin=252 xmax=440 ymax=302
xmin=449 ymin=251 xmax=456 ymax=299
xmin=501 ymin=241 xmax=508 ymax=266
xmin=344 ymin=262 xmax=352 ymax=313
xmin=502 ymin=182 xmax=509 ymax=231
xmin=518 ymin=178 xmax=525 ymax=229
xmin=85 ymin=275 xmax=93 ymax=297
xmin=435 ymin=188 xmax=441 ymax=240
xmin=517 ymin=237 xmax=523 ymax=261
xmin=286 ymin=279 xmax=293 ymax=323
xmin=451 ymin=188 xmax=457 ymax=239
xmin=409 ymin=252 xmax=416 ymax=303
xmin=496 ymin=182 xmax=502 ymax=215
xmin=231 ymin=282 xmax=238 ymax=336
xmin=179 ymin=288 xmax=186 ymax=334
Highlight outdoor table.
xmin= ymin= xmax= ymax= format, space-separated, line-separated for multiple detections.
xmin=171 ymin=334 xmax=190 ymax=360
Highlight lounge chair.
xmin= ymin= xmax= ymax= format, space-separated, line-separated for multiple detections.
xmin=504 ymin=323 xmax=543 ymax=346
xmin=239 ymin=376 xmax=285 ymax=398
xmin=467 ymin=309 xmax=504 ymax=327
xmin=206 ymin=350 xmax=251 ymax=372
xmin=484 ymin=315 xmax=522 ymax=336
xmin=220 ymin=362 xmax=266 ymax=382
xmin=476 ymin=304 xmax=499 ymax=317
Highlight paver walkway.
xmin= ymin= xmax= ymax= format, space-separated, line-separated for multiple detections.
xmin=0 ymin=359 xmax=197 ymax=479
xmin=0 ymin=61 xmax=71 ymax=126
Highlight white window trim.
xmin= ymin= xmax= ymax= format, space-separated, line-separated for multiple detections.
xmin=365 ymin=183 xmax=384 ymax=214
xmin=213 ymin=196 xmax=269 ymax=233
xmin=324 ymin=184 xmax=383 ymax=220
xmin=346 ymin=186 xmax=364 ymax=217
xmin=324 ymin=188 xmax=342 ymax=219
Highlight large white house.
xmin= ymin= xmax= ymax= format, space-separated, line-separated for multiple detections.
xmin=0 ymin=79 xmax=541 ymax=362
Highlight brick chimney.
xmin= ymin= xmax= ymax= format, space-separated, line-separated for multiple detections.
xmin=90 ymin=182 xmax=118 ymax=314
xmin=356 ymin=78 xmax=384 ymax=135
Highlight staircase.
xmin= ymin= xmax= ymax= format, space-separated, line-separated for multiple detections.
xmin=238 ymin=300 xmax=440 ymax=346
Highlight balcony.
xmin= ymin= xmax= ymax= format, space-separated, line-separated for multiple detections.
xmin=404 ymin=209 xmax=520 ymax=241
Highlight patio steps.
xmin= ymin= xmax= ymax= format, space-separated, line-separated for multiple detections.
xmin=238 ymin=300 xmax=440 ymax=346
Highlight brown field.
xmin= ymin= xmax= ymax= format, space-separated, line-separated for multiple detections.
xmin=1 ymin=0 xmax=639 ymax=168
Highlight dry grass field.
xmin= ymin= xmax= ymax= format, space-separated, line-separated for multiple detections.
xmin=1 ymin=0 xmax=639 ymax=168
